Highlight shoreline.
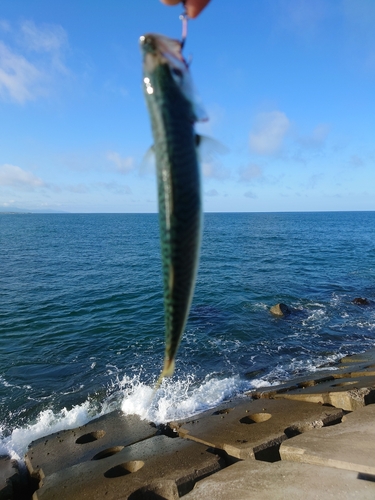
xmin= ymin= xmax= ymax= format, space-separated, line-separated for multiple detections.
xmin=2 ymin=346 xmax=375 ymax=499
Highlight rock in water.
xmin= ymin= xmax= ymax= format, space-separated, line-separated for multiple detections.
xmin=352 ymin=297 xmax=370 ymax=306
xmin=270 ymin=303 xmax=291 ymax=316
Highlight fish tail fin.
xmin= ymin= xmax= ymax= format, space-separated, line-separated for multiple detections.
xmin=154 ymin=359 xmax=175 ymax=390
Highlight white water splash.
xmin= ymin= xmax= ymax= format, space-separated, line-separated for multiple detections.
xmin=0 ymin=352 xmax=355 ymax=461
xmin=0 ymin=372 xmax=250 ymax=460
xmin=0 ymin=401 xmax=98 ymax=460
xmin=120 ymin=373 xmax=250 ymax=424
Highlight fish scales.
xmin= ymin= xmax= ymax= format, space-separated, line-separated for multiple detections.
xmin=140 ymin=34 xmax=202 ymax=383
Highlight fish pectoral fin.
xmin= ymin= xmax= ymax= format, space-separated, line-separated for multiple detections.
xmin=140 ymin=145 xmax=156 ymax=175
xmin=154 ymin=358 xmax=175 ymax=390
xmin=195 ymin=135 xmax=229 ymax=158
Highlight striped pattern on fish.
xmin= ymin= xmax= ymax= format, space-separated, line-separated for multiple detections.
xmin=140 ymin=33 xmax=203 ymax=384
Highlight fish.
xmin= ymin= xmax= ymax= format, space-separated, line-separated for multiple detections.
xmin=140 ymin=33 xmax=205 ymax=386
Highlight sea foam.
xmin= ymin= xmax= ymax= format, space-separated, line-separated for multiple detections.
xmin=0 ymin=401 xmax=98 ymax=460
xmin=0 ymin=373 xmax=250 ymax=460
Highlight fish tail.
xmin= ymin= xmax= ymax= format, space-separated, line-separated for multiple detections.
xmin=154 ymin=358 xmax=175 ymax=390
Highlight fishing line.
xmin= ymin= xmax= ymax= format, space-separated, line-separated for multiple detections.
xmin=180 ymin=1 xmax=188 ymax=49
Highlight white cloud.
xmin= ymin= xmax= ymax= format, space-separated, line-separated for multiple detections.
xmin=21 ymin=21 xmax=67 ymax=53
xmin=0 ymin=164 xmax=45 ymax=188
xmin=107 ymin=152 xmax=135 ymax=174
xmin=0 ymin=20 xmax=69 ymax=103
xmin=0 ymin=42 xmax=42 ymax=102
xmin=250 ymin=111 xmax=290 ymax=155
xmin=20 ymin=20 xmax=68 ymax=74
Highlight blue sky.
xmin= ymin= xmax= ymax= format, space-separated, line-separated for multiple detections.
xmin=1 ymin=0 xmax=374 ymax=213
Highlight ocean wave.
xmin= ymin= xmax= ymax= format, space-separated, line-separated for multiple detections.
xmin=0 ymin=373 xmax=252 ymax=460
xmin=0 ymin=402 xmax=99 ymax=460
xmin=119 ymin=373 xmax=250 ymax=424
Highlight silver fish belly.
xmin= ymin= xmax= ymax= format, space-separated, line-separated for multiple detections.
xmin=140 ymin=33 xmax=202 ymax=384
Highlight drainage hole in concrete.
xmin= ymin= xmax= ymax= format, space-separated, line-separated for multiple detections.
xmin=92 ymin=446 xmax=124 ymax=460
xmin=104 ymin=460 xmax=144 ymax=478
xmin=240 ymin=413 xmax=272 ymax=424
xmin=75 ymin=430 xmax=106 ymax=444
xmin=212 ymin=408 xmax=233 ymax=416
xmin=331 ymin=381 xmax=358 ymax=387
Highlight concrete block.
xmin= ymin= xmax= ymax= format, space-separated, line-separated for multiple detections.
xmin=32 ymin=435 xmax=225 ymax=500
xmin=273 ymin=376 xmax=375 ymax=410
xmin=0 ymin=455 xmax=29 ymax=500
xmin=340 ymin=348 xmax=375 ymax=365
xmin=25 ymin=410 xmax=157 ymax=481
xmin=250 ymin=373 xmax=335 ymax=400
xmin=280 ymin=404 xmax=375 ymax=475
xmin=183 ymin=459 xmax=375 ymax=500
xmin=169 ymin=398 xmax=344 ymax=460
xmin=0 ymin=456 xmax=14 ymax=500
xmin=250 ymin=352 xmax=375 ymax=404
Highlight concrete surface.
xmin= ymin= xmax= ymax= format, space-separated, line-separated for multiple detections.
xmin=339 ymin=348 xmax=375 ymax=364
xmin=25 ymin=410 xmax=157 ymax=480
xmin=250 ymin=352 xmax=375 ymax=411
xmin=280 ymin=403 xmax=375 ymax=475
xmin=183 ymin=459 xmax=375 ymax=500
xmin=0 ymin=456 xmax=28 ymax=500
xmin=0 ymin=456 xmax=14 ymax=500
xmin=32 ymin=435 xmax=225 ymax=500
xmin=273 ymin=375 xmax=375 ymax=410
xmin=170 ymin=398 xmax=344 ymax=460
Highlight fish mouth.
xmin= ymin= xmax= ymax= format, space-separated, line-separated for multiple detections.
xmin=140 ymin=33 xmax=187 ymax=73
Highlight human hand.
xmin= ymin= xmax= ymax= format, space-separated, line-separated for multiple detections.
xmin=160 ymin=0 xmax=211 ymax=18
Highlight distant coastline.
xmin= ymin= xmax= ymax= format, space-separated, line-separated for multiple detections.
xmin=0 ymin=208 xmax=66 ymax=214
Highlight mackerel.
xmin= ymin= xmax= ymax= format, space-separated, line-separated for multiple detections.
xmin=140 ymin=33 xmax=204 ymax=385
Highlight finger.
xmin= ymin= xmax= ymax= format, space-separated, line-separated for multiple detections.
xmin=185 ymin=0 xmax=211 ymax=18
xmin=160 ymin=0 xmax=181 ymax=5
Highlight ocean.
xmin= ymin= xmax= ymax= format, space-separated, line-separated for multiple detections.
xmin=1 ymin=211 xmax=375 ymax=460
